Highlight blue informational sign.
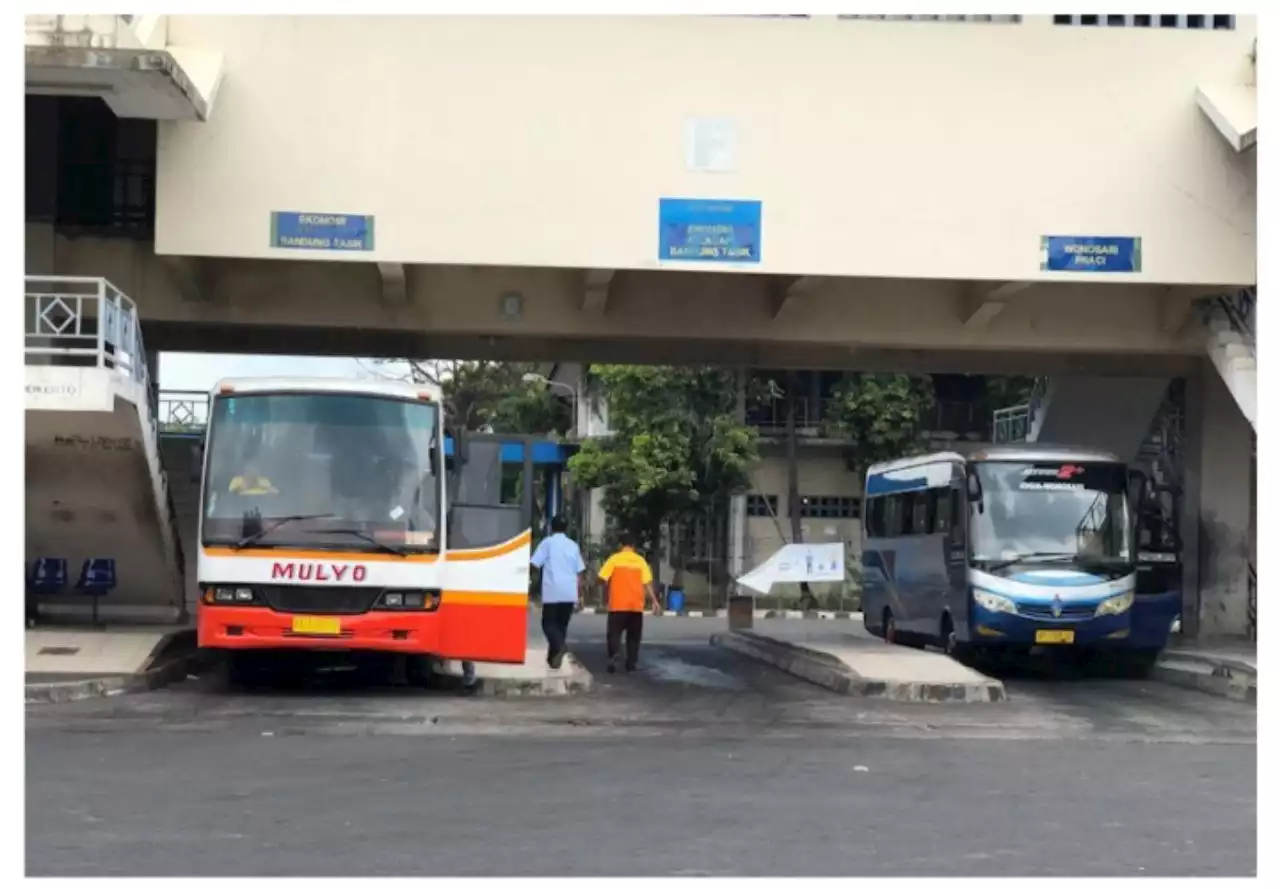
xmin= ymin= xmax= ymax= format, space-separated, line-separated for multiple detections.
xmin=271 ymin=212 xmax=375 ymax=251
xmin=1040 ymin=235 xmax=1141 ymax=273
xmin=658 ymin=198 xmax=762 ymax=263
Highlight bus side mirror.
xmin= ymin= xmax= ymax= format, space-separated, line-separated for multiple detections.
xmin=966 ymin=472 xmax=982 ymax=502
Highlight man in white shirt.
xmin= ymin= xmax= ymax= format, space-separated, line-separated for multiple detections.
xmin=530 ymin=515 xmax=586 ymax=669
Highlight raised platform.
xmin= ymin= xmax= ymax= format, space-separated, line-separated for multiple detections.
xmin=711 ymin=622 xmax=1006 ymax=703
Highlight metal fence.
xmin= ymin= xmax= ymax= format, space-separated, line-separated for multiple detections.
xmin=157 ymin=389 xmax=210 ymax=433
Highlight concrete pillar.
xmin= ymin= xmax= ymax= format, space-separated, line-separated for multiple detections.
xmin=728 ymin=494 xmax=747 ymax=578
xmin=1184 ymin=360 xmax=1255 ymax=638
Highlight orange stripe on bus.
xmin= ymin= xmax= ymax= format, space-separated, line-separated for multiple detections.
xmin=201 ymin=530 xmax=532 ymax=563
xmin=441 ymin=591 xmax=530 ymax=607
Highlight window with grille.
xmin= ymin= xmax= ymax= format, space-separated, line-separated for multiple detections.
xmin=746 ymin=494 xmax=778 ymax=518
xmin=1053 ymin=14 xmax=1233 ymax=29
xmin=799 ymin=496 xmax=861 ymax=520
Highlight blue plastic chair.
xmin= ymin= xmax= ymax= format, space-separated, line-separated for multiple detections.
xmin=77 ymin=558 xmax=117 ymax=625
xmin=29 ymin=558 xmax=68 ymax=594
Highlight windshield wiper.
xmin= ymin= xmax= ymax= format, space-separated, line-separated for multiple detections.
xmin=981 ymin=551 xmax=1080 ymax=572
xmin=231 ymin=513 xmax=335 ymax=550
xmin=306 ymin=527 xmax=408 ymax=557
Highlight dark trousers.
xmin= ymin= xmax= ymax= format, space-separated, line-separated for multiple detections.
xmin=541 ymin=602 xmax=575 ymax=662
xmin=606 ymin=611 xmax=644 ymax=669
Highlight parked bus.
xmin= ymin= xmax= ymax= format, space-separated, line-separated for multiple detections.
xmin=193 ymin=377 xmax=531 ymax=682
xmin=861 ymin=445 xmax=1168 ymax=670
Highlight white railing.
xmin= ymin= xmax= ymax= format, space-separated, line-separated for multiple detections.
xmin=158 ymin=389 xmax=210 ymax=432
xmin=25 ymin=274 xmax=157 ymax=430
xmin=991 ymin=377 xmax=1049 ymax=444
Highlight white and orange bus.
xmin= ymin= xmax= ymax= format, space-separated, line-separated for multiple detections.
xmin=193 ymin=376 xmax=530 ymax=681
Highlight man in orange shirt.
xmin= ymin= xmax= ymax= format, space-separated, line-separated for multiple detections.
xmin=598 ymin=532 xmax=662 ymax=673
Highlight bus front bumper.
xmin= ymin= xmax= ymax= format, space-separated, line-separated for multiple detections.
xmin=198 ymin=606 xmax=441 ymax=654
xmin=970 ymin=610 xmax=1131 ymax=648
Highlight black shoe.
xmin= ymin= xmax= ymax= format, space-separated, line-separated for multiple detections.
xmin=606 ymin=662 xmax=616 ymax=674
xmin=625 ymin=663 xmax=638 ymax=673
xmin=549 ymin=650 xmax=565 ymax=670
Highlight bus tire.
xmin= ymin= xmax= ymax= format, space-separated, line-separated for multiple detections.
xmin=405 ymin=654 xmax=439 ymax=689
xmin=225 ymin=651 xmax=261 ymax=689
xmin=1120 ymin=649 xmax=1160 ymax=679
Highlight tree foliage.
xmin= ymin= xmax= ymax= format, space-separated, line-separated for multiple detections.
xmin=398 ymin=360 xmax=571 ymax=436
xmin=819 ymin=373 xmax=937 ymax=477
xmin=567 ymin=366 xmax=759 ymax=556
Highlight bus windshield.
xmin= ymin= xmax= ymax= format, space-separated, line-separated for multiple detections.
xmin=969 ymin=460 xmax=1132 ymax=568
xmin=201 ymin=392 xmax=440 ymax=552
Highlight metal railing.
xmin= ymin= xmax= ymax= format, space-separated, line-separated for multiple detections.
xmin=1215 ymin=286 xmax=1255 ymax=344
xmin=25 ymin=276 xmax=153 ymax=403
xmin=158 ymin=389 xmax=210 ymax=433
xmin=991 ymin=377 xmax=1048 ymax=444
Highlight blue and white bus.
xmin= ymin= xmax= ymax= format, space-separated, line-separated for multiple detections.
xmin=860 ymin=445 xmax=1169 ymax=669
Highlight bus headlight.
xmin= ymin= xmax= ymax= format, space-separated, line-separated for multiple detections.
xmin=1095 ymin=591 xmax=1135 ymax=617
xmin=973 ymin=589 xmax=1018 ymax=615
xmin=205 ymin=587 xmax=257 ymax=605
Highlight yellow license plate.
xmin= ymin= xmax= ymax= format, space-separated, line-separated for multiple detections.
xmin=291 ymin=616 xmax=342 ymax=636
xmin=1035 ymin=629 xmax=1075 ymax=644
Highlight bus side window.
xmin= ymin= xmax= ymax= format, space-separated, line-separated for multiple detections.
xmin=883 ymin=495 xmax=901 ymax=538
xmin=932 ymin=488 xmax=950 ymax=534
xmin=948 ymin=488 xmax=965 ymax=547
xmin=865 ymin=497 xmax=885 ymax=538
xmin=911 ymin=492 xmax=930 ymax=535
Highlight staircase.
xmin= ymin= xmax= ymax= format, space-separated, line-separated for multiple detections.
xmin=25 ymin=276 xmax=187 ymax=623
xmin=158 ymin=434 xmax=204 ymax=616
xmin=1201 ymin=288 xmax=1256 ymax=431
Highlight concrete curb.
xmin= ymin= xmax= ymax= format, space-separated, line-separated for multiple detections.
xmin=576 ymin=608 xmax=861 ymax=620
xmin=1151 ymin=656 xmax=1256 ymax=705
xmin=710 ymin=631 xmax=1007 ymax=703
xmin=432 ymin=654 xmax=595 ymax=698
xmin=25 ymin=629 xmax=213 ymax=706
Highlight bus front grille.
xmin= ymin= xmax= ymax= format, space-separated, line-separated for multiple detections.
xmin=1018 ymin=603 xmax=1097 ymax=620
xmin=259 ymin=585 xmax=383 ymax=615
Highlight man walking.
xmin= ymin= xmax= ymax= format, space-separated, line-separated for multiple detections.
xmin=530 ymin=515 xmax=586 ymax=669
xmin=598 ymin=532 xmax=661 ymax=673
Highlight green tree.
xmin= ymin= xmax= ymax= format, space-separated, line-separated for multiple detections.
xmin=818 ymin=373 xmax=937 ymax=478
xmin=568 ymin=365 xmax=759 ymax=577
xmin=399 ymin=360 xmax=571 ymax=435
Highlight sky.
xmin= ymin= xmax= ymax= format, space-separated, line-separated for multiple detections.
xmin=159 ymin=353 xmax=414 ymax=391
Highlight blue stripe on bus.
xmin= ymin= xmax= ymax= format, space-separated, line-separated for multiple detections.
xmin=865 ymin=473 xmax=931 ymax=496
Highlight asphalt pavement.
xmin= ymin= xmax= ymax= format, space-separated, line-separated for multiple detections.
xmin=25 ymin=614 xmax=1257 ymax=877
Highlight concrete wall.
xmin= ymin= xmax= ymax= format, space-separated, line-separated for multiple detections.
xmin=1185 ymin=360 xmax=1255 ymax=637
xmin=26 ymin=404 xmax=182 ymax=617
xmin=153 ymin=16 xmax=1255 ymax=285
xmin=743 ymin=447 xmax=864 ymax=569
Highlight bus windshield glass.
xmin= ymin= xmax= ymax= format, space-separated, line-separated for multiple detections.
xmin=201 ymin=392 xmax=440 ymax=552
xmin=969 ymin=461 xmax=1132 ymax=568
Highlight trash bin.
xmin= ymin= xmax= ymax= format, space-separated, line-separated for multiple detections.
xmin=667 ymin=588 xmax=685 ymax=613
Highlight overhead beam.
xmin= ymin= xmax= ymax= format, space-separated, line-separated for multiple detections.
xmin=377 ymin=261 xmax=407 ymax=306
xmin=768 ymin=275 xmax=821 ymax=319
xmin=959 ymin=280 xmax=1033 ymax=329
xmin=581 ymin=268 xmax=615 ymax=314
xmin=159 ymin=255 xmax=212 ymax=303
xmin=1159 ymin=288 xmax=1197 ymax=335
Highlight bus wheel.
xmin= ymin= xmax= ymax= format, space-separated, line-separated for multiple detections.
xmin=225 ymin=651 xmax=261 ymax=689
xmin=406 ymin=655 xmax=439 ymax=689
xmin=1120 ymin=649 xmax=1160 ymax=679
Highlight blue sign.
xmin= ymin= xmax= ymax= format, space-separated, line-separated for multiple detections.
xmin=271 ymin=212 xmax=375 ymax=251
xmin=1041 ymin=235 xmax=1141 ymax=273
xmin=658 ymin=198 xmax=761 ymax=263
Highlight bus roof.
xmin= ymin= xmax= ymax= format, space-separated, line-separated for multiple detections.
xmin=865 ymin=451 xmax=966 ymax=477
xmin=967 ymin=443 xmax=1123 ymax=463
xmin=209 ymin=376 xmax=443 ymax=402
